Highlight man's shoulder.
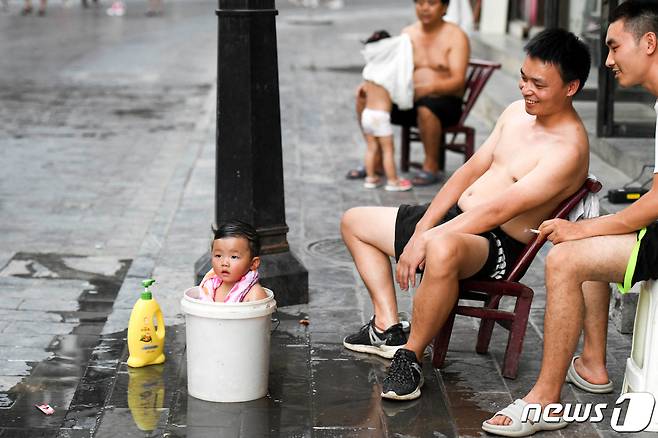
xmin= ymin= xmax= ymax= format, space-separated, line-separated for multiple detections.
xmin=442 ymin=21 xmax=468 ymax=37
xmin=497 ymin=100 xmax=526 ymax=122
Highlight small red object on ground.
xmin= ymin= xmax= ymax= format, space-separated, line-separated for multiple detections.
xmin=298 ymin=319 xmax=310 ymax=326
xmin=35 ymin=404 xmax=55 ymax=415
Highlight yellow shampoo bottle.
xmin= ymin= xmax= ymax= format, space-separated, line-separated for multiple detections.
xmin=127 ymin=279 xmax=166 ymax=368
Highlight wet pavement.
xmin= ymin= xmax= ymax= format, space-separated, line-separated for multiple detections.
xmin=0 ymin=0 xmax=649 ymax=436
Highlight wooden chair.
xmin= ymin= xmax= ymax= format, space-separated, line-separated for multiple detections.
xmin=431 ymin=177 xmax=603 ymax=379
xmin=398 ymin=59 xmax=501 ymax=172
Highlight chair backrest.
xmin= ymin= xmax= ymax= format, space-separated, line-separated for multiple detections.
xmin=456 ymin=59 xmax=501 ymax=127
xmin=505 ymin=177 xmax=603 ymax=282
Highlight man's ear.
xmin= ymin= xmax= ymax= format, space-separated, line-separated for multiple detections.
xmin=251 ymin=256 xmax=261 ymax=271
xmin=645 ymin=31 xmax=657 ymax=55
xmin=566 ymin=79 xmax=580 ymax=97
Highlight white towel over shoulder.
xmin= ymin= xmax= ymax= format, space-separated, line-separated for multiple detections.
xmin=362 ymin=34 xmax=414 ymax=110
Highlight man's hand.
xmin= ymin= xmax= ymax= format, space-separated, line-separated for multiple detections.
xmin=396 ymin=233 xmax=427 ymax=291
xmin=538 ymin=218 xmax=588 ymax=244
xmin=413 ymin=81 xmax=435 ymax=99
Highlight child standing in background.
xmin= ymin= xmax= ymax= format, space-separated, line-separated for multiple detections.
xmin=198 ymin=221 xmax=267 ymax=303
xmin=361 ymin=31 xmax=413 ymax=192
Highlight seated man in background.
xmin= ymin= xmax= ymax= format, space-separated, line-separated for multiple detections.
xmin=348 ymin=0 xmax=470 ymax=186
xmin=341 ymin=28 xmax=592 ymax=401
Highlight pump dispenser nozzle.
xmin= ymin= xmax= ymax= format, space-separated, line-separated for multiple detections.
xmin=141 ymin=279 xmax=155 ymax=300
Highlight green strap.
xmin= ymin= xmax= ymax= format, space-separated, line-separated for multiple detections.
xmin=617 ymin=228 xmax=647 ymax=294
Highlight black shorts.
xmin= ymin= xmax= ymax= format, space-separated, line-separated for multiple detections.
xmin=394 ymin=203 xmax=527 ymax=280
xmin=627 ymin=222 xmax=658 ymax=286
xmin=390 ymin=95 xmax=463 ymax=128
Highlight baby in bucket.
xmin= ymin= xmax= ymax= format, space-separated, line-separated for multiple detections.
xmin=197 ymin=221 xmax=268 ymax=303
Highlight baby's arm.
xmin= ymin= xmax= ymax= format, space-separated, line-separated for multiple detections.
xmin=244 ymin=282 xmax=268 ymax=302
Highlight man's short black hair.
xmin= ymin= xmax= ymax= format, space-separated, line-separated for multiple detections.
xmin=524 ymin=28 xmax=591 ymax=94
xmin=610 ymin=0 xmax=658 ymax=42
xmin=213 ymin=220 xmax=260 ymax=257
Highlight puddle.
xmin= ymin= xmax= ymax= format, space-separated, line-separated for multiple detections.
xmin=0 ymin=252 xmax=131 ymax=432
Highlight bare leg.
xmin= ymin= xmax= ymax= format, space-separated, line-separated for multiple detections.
xmin=364 ymin=134 xmax=380 ymax=182
xmin=486 ymin=234 xmax=635 ymax=426
xmin=22 ymin=0 xmax=32 ymax=13
xmin=355 ymin=86 xmax=382 ymax=173
xmin=405 ymin=233 xmax=489 ymax=360
xmin=341 ymin=206 xmax=399 ymax=329
xmin=379 ymin=135 xmax=399 ymax=184
xmin=37 ymin=0 xmax=45 ymax=13
xmin=577 ymin=281 xmax=612 ymax=384
xmin=416 ymin=106 xmax=441 ymax=174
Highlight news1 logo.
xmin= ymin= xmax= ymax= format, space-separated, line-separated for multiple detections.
xmin=522 ymin=392 xmax=656 ymax=432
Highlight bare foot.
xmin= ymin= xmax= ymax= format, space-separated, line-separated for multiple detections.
xmin=574 ymin=356 xmax=610 ymax=385
xmin=485 ymin=398 xmax=561 ymax=426
xmin=486 ymin=410 xmax=515 ymax=426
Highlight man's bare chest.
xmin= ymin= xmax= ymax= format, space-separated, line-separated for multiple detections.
xmin=493 ymin=131 xmax=544 ymax=180
xmin=411 ymin=38 xmax=449 ymax=70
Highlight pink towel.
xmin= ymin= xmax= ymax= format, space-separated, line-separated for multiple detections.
xmin=198 ymin=269 xmax=259 ymax=303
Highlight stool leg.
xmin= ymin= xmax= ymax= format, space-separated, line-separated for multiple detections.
xmin=502 ymin=292 xmax=532 ymax=379
xmin=465 ymin=128 xmax=475 ymax=160
xmin=439 ymin=133 xmax=446 ymax=172
xmin=476 ymin=318 xmax=495 ymax=354
xmin=401 ymin=125 xmax=410 ymax=173
xmin=476 ymin=295 xmax=500 ymax=354
xmin=432 ymin=310 xmax=456 ymax=368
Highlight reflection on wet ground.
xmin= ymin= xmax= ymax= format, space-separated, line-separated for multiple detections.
xmin=0 ymin=252 xmax=130 ymax=437
xmin=0 ymin=291 xmax=632 ymax=437
xmin=0 ymin=255 xmax=634 ymax=437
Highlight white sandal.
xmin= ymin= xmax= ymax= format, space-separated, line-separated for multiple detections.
xmin=565 ymin=356 xmax=614 ymax=393
xmin=384 ymin=178 xmax=412 ymax=192
xmin=363 ymin=176 xmax=383 ymax=189
xmin=481 ymin=399 xmax=567 ymax=437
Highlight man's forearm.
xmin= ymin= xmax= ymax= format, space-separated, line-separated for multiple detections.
xmin=415 ymin=164 xmax=481 ymax=233
xmin=430 ymin=76 xmax=465 ymax=96
xmin=581 ymin=190 xmax=658 ymax=237
xmin=423 ymin=201 xmax=505 ymax=242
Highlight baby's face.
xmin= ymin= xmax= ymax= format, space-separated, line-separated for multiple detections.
xmin=211 ymin=237 xmax=254 ymax=284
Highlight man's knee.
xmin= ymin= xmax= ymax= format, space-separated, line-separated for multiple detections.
xmin=417 ymin=106 xmax=439 ymax=126
xmin=341 ymin=207 xmax=360 ymax=238
xmin=424 ymin=234 xmax=460 ymax=275
xmin=546 ymin=241 xmax=580 ymax=273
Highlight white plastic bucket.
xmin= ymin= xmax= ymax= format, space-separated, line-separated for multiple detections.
xmin=180 ymin=286 xmax=276 ymax=402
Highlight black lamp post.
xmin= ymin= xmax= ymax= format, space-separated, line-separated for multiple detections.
xmin=195 ymin=0 xmax=308 ymax=306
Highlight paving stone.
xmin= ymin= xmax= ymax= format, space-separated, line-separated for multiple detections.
xmin=0 ymin=0 xmax=643 ymax=436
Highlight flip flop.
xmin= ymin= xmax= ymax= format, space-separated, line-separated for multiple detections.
xmin=565 ymin=356 xmax=614 ymax=393
xmin=411 ymin=170 xmax=440 ymax=186
xmin=385 ymin=178 xmax=413 ymax=192
xmin=346 ymin=166 xmax=367 ymax=180
xmin=482 ymin=399 xmax=568 ymax=437
xmin=363 ymin=176 xmax=383 ymax=189
xmin=346 ymin=166 xmax=385 ymax=180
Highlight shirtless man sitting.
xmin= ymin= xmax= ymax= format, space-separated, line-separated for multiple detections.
xmin=341 ymin=28 xmax=592 ymax=400
xmin=349 ymin=0 xmax=469 ymax=186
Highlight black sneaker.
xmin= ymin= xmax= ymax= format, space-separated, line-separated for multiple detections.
xmin=381 ymin=348 xmax=424 ymax=400
xmin=343 ymin=316 xmax=406 ymax=359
